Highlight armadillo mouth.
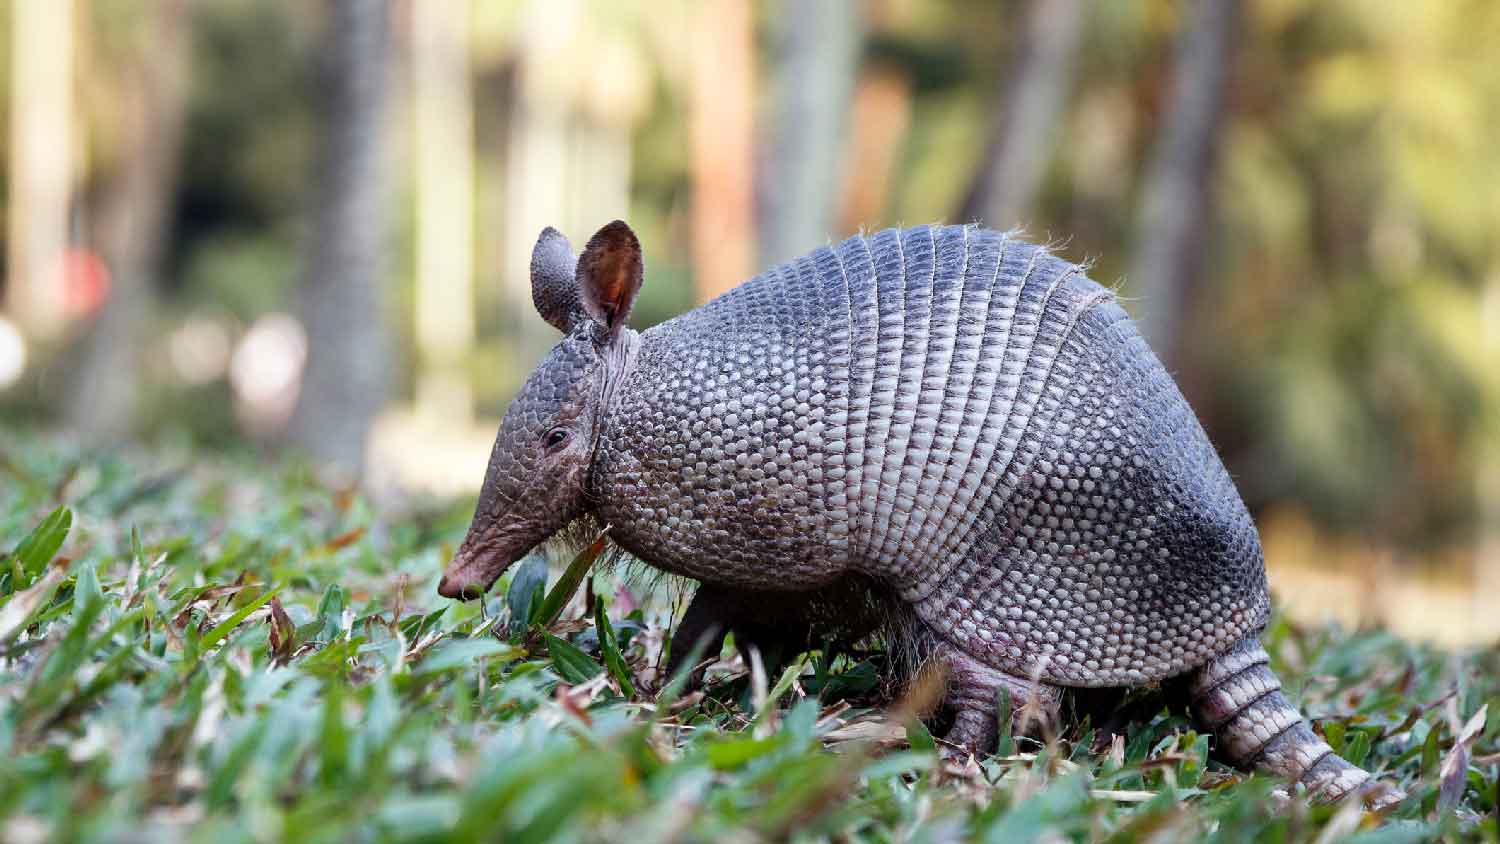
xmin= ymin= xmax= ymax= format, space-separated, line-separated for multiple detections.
xmin=437 ymin=533 xmax=527 ymax=600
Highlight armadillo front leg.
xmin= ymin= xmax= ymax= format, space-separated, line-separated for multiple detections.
xmin=933 ymin=641 xmax=1062 ymax=757
xmin=662 ymin=584 xmax=737 ymax=687
xmin=1189 ymin=638 xmax=1404 ymax=810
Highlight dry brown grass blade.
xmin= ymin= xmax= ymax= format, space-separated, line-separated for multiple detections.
xmin=1439 ymin=703 xmax=1487 ymax=811
xmin=266 ymin=596 xmax=295 ymax=666
xmin=0 ymin=561 xmax=69 ymax=645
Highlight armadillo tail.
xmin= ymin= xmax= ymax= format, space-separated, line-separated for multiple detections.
xmin=1188 ymin=638 xmax=1405 ymax=810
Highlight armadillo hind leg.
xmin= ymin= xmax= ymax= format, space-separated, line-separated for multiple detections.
xmin=932 ymin=641 xmax=1063 ymax=757
xmin=1189 ymin=638 xmax=1405 ymax=810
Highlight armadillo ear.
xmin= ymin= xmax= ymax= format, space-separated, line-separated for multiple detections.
xmin=531 ymin=227 xmax=581 ymax=333
xmin=576 ymin=220 xmax=643 ymax=337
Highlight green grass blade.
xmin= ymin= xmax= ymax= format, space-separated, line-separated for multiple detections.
xmin=753 ymin=653 xmax=810 ymax=730
xmin=543 ymin=631 xmax=603 ymax=684
xmin=6 ymin=506 xmax=72 ymax=591
xmin=506 ymin=554 xmax=547 ymax=633
xmin=72 ymin=560 xmax=105 ymax=614
xmin=201 ymin=586 xmax=281 ymax=651
xmin=595 ymin=600 xmax=635 ymax=697
xmin=313 ymin=583 xmax=347 ymax=641
xmin=532 ymin=532 xmax=608 ymax=628
xmin=995 ymin=687 xmax=1013 ymax=757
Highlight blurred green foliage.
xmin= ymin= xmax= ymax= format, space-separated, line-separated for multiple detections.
xmin=2 ymin=432 xmax=1499 ymax=841
xmin=1 ymin=0 xmax=1496 ymax=552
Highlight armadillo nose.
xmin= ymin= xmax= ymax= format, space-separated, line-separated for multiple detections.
xmin=436 ymin=572 xmax=464 ymax=600
xmin=436 ymin=566 xmax=486 ymax=600
xmin=438 ymin=539 xmax=504 ymax=600
xmin=440 ymin=521 xmax=525 ymax=600
xmin=437 ymin=549 xmax=477 ymax=600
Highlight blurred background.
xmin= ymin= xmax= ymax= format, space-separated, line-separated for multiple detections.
xmin=0 ymin=0 xmax=1496 ymax=642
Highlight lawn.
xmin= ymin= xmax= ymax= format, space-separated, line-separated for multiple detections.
xmin=1 ymin=432 xmax=1496 ymax=843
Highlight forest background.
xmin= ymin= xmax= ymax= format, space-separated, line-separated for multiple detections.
xmin=1 ymin=0 xmax=1497 ymax=642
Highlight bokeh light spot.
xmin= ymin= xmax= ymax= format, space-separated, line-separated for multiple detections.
xmin=0 ymin=317 xmax=27 ymax=389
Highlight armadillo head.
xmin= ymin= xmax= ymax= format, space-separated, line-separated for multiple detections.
xmin=438 ymin=221 xmax=643 ymax=600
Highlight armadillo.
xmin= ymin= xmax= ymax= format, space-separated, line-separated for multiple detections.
xmin=439 ymin=220 xmax=1402 ymax=808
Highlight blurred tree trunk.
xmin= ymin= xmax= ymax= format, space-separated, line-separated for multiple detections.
xmin=503 ymin=2 xmax=642 ymax=360
xmin=836 ymin=0 xmax=913 ymax=233
xmin=287 ymin=0 xmax=392 ymax=474
xmin=412 ymin=0 xmax=474 ymax=422
xmin=1481 ymin=284 xmax=1500 ymax=626
xmin=1482 ymin=436 xmax=1500 ymax=624
xmin=1128 ymin=0 xmax=1239 ymax=381
xmin=758 ymin=0 xmax=861 ymax=267
xmin=64 ymin=0 xmax=188 ymax=439
xmin=959 ymin=0 xmax=1083 ymax=230
xmin=5 ymin=0 xmax=75 ymax=342
xmin=690 ymin=0 xmax=756 ymax=302
xmin=502 ymin=2 xmax=572 ymax=363
xmin=837 ymin=64 xmax=911 ymax=233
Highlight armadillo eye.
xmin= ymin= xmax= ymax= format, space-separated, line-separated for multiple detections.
xmin=542 ymin=428 xmax=570 ymax=451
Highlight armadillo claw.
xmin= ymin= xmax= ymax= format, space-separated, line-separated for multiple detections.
xmin=1347 ymin=778 xmax=1406 ymax=813
xmin=930 ymin=642 xmax=1063 ymax=756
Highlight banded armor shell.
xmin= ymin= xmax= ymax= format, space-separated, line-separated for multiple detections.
xmin=593 ymin=224 xmax=1270 ymax=687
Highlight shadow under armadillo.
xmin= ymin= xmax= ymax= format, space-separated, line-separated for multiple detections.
xmin=664 ymin=572 xmax=1402 ymax=810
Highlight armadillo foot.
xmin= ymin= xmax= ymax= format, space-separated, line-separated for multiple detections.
xmin=1189 ymin=638 xmax=1406 ymax=811
xmin=932 ymin=642 xmax=1062 ymax=758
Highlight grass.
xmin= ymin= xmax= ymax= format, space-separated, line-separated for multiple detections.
xmin=1 ymin=431 xmax=1497 ymax=843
